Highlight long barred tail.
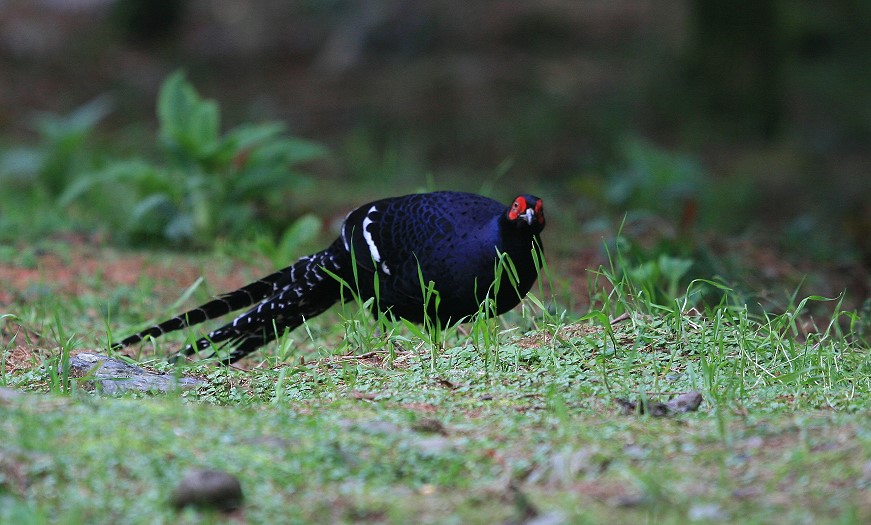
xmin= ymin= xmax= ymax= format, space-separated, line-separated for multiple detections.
xmin=113 ymin=246 xmax=346 ymax=364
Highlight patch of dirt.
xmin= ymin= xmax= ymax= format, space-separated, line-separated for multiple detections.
xmin=2 ymin=345 xmax=38 ymax=374
xmin=0 ymin=242 xmax=269 ymax=306
xmin=515 ymin=323 xmax=603 ymax=349
xmin=0 ymin=319 xmax=48 ymax=373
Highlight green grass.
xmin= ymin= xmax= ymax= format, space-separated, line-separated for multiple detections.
xmin=1 ymin=243 xmax=870 ymax=524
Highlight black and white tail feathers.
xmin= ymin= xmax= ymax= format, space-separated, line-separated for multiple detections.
xmin=113 ymin=245 xmax=346 ymax=364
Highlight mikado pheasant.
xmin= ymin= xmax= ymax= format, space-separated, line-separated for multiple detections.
xmin=114 ymin=191 xmax=546 ymax=363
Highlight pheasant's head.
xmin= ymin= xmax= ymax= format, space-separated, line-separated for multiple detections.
xmin=506 ymin=195 xmax=545 ymax=232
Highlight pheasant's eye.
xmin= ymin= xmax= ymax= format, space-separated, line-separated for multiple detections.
xmin=509 ymin=197 xmax=528 ymax=221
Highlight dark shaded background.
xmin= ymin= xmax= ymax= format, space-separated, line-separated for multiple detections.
xmin=2 ymin=0 xmax=870 ymax=308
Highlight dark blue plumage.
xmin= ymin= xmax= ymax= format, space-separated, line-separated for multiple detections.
xmin=114 ymin=191 xmax=545 ymax=364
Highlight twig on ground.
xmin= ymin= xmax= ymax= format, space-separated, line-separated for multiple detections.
xmin=610 ymin=312 xmax=631 ymax=325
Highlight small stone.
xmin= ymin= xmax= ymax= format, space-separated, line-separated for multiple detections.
xmin=170 ymin=468 xmax=244 ymax=511
xmin=411 ymin=417 xmax=447 ymax=435
xmin=616 ymin=391 xmax=703 ymax=417
xmin=667 ymin=391 xmax=703 ymax=413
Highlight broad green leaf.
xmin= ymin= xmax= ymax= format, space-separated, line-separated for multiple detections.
xmin=157 ymin=71 xmax=189 ymax=142
xmin=222 ymin=122 xmax=286 ymax=152
xmin=165 ymin=213 xmax=195 ymax=242
xmin=32 ymin=94 xmax=113 ymax=140
xmin=231 ymin=165 xmax=298 ymax=195
xmin=157 ymin=70 xmax=221 ymax=161
xmin=58 ymin=160 xmax=159 ymax=206
xmin=130 ymin=193 xmax=174 ymax=224
xmin=658 ymin=255 xmax=694 ymax=283
xmin=628 ymin=260 xmax=659 ymax=285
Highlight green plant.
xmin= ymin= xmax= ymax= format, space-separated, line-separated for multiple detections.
xmin=605 ymin=138 xmax=703 ymax=223
xmin=0 ymin=96 xmax=112 ymax=197
xmin=625 ymin=251 xmax=695 ymax=305
xmin=0 ymin=97 xmax=113 ymax=239
xmin=593 ymin=230 xmax=697 ymax=313
xmin=60 ymin=71 xmax=328 ymax=245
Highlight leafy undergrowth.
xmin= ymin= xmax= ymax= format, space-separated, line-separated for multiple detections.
xmin=1 ymin=243 xmax=870 ymax=524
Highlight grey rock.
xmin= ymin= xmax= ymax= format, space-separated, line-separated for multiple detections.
xmin=616 ymin=391 xmax=704 ymax=417
xmin=170 ymin=468 xmax=244 ymax=511
xmin=411 ymin=417 xmax=447 ymax=435
xmin=62 ymin=353 xmax=202 ymax=395
xmin=667 ymin=391 xmax=704 ymax=413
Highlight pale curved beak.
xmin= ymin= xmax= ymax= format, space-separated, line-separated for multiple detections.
xmin=521 ymin=208 xmax=535 ymax=225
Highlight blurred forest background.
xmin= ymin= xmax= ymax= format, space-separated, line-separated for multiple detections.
xmin=1 ymin=0 xmax=870 ymax=313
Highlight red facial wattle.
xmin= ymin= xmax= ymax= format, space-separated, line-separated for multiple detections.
xmin=509 ymin=196 xmax=545 ymax=226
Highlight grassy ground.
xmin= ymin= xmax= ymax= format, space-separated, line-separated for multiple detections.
xmin=1 ymin=240 xmax=870 ymax=524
